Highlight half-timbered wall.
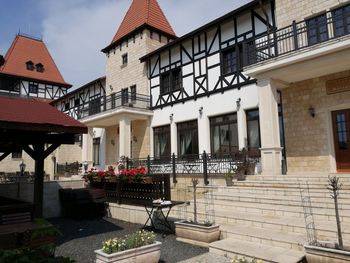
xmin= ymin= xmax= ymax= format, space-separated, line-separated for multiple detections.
xmin=0 ymin=77 xmax=68 ymax=100
xmin=105 ymin=29 xmax=170 ymax=97
xmin=54 ymin=78 xmax=106 ymax=119
xmin=148 ymin=1 xmax=274 ymax=109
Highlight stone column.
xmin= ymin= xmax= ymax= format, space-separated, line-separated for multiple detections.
xmin=237 ymin=107 xmax=247 ymax=150
xmin=170 ymin=119 xmax=177 ymax=156
xmin=119 ymin=116 xmax=131 ymax=158
xmin=82 ymin=127 xmax=94 ymax=169
xmin=258 ymin=79 xmax=283 ymax=175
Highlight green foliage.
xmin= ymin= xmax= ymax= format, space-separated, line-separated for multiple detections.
xmin=232 ymin=257 xmax=262 ymax=263
xmin=0 ymin=248 xmax=75 ymax=263
xmin=102 ymin=230 xmax=156 ymax=254
xmin=31 ymin=218 xmax=61 ymax=240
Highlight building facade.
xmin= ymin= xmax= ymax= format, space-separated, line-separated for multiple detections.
xmin=0 ymin=34 xmax=72 ymax=177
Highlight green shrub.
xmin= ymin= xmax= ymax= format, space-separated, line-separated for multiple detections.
xmin=0 ymin=248 xmax=75 ymax=263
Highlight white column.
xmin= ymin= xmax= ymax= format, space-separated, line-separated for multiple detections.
xmin=237 ymin=107 xmax=247 ymax=149
xmin=82 ymin=127 xmax=94 ymax=169
xmin=170 ymin=121 xmax=177 ymax=156
xmin=149 ymin=117 xmax=154 ymax=158
xmin=119 ymin=116 xmax=131 ymax=158
xmin=198 ymin=114 xmax=210 ymax=153
xmin=100 ymin=128 xmax=106 ymax=170
xmin=258 ymin=79 xmax=283 ymax=175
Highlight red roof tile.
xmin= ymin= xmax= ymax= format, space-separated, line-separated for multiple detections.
xmin=0 ymin=35 xmax=71 ymax=87
xmin=111 ymin=0 xmax=176 ymax=45
xmin=0 ymin=96 xmax=86 ymax=132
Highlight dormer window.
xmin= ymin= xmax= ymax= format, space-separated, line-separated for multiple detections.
xmin=26 ymin=61 xmax=34 ymax=71
xmin=36 ymin=63 xmax=44 ymax=73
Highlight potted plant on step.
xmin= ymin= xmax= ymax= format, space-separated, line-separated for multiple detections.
xmin=95 ymin=230 xmax=161 ymax=263
xmin=174 ymin=178 xmax=220 ymax=247
xmin=224 ymin=171 xmax=234 ymax=186
xmin=304 ymin=176 xmax=350 ymax=262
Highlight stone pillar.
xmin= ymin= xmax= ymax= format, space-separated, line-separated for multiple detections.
xmin=82 ymin=127 xmax=94 ymax=169
xmin=170 ymin=119 xmax=177 ymax=156
xmin=119 ymin=116 xmax=131 ymax=158
xmin=258 ymin=79 xmax=283 ymax=175
xmin=149 ymin=117 xmax=154 ymax=158
xmin=237 ymin=107 xmax=247 ymax=149
xmin=198 ymin=113 xmax=210 ymax=153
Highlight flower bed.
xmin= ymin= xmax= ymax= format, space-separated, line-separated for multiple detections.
xmin=84 ymin=167 xmax=147 ymax=184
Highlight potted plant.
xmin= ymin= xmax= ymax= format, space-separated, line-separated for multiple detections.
xmin=236 ymin=164 xmax=247 ymax=181
xmin=175 ymin=178 xmax=220 ymax=247
xmin=224 ymin=171 xmax=234 ymax=186
xmin=304 ymin=176 xmax=350 ymax=262
xmin=95 ymin=230 xmax=161 ymax=263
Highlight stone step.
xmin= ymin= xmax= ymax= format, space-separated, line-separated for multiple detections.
xmin=220 ymin=224 xmax=305 ymax=250
xmin=210 ymin=192 xmax=350 ymax=209
xmin=209 ymin=239 xmax=306 ymax=263
xmin=230 ymin=181 xmax=350 ymax=189
xmin=193 ymin=199 xmax=350 ymax=223
xmin=248 ymin=175 xmax=350 ymax=182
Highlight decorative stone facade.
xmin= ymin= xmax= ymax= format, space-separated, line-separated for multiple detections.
xmin=282 ymin=70 xmax=350 ymax=173
xmin=131 ymin=119 xmax=151 ymax=159
xmin=275 ymin=0 xmax=349 ymax=28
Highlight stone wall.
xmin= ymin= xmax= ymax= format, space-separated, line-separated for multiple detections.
xmin=0 ymin=179 xmax=85 ymax=218
xmin=105 ymin=126 xmax=119 ymax=167
xmin=275 ymin=0 xmax=348 ymax=28
xmin=105 ymin=30 xmax=168 ymax=97
xmin=56 ymin=144 xmax=82 ymax=164
xmin=282 ymin=70 xmax=350 ymax=173
xmin=131 ymin=119 xmax=151 ymax=159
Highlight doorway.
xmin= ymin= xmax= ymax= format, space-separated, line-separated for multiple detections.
xmin=332 ymin=109 xmax=350 ymax=171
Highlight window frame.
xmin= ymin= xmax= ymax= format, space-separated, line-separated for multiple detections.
xmin=93 ymin=138 xmax=100 ymax=166
xmin=130 ymin=85 xmax=137 ymax=102
xmin=28 ymin=82 xmax=39 ymax=94
xmin=153 ymin=125 xmax=171 ymax=159
xmin=26 ymin=61 xmax=34 ymax=71
xmin=246 ymin=109 xmax=261 ymax=150
xmin=160 ymin=68 xmax=182 ymax=95
xmin=332 ymin=4 xmax=350 ymax=38
xmin=35 ymin=63 xmax=44 ymax=73
xmin=306 ymin=13 xmax=329 ymax=46
xmin=177 ymin=120 xmax=199 ymax=158
xmin=210 ymin=113 xmax=239 ymax=155
xmin=221 ymin=44 xmax=243 ymax=76
xmin=12 ymin=151 xmax=22 ymax=159
xmin=122 ymin=53 xmax=128 ymax=65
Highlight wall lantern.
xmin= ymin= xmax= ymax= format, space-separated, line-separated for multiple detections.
xmin=236 ymin=98 xmax=241 ymax=110
xmin=111 ymin=139 xmax=115 ymax=146
xmin=199 ymin=106 xmax=203 ymax=117
xmin=308 ymin=106 xmax=315 ymax=118
xmin=169 ymin=113 xmax=174 ymax=122
xmin=133 ymin=136 xmax=138 ymax=143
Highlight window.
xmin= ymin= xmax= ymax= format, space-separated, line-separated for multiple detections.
xmin=12 ymin=151 xmax=22 ymax=159
xmin=93 ymin=138 xmax=100 ymax=165
xmin=122 ymin=53 xmax=128 ymax=65
xmin=154 ymin=125 xmax=171 ymax=159
xmin=246 ymin=109 xmax=261 ymax=149
xmin=74 ymin=98 xmax=80 ymax=107
xmin=26 ymin=61 xmax=34 ymax=71
xmin=89 ymin=97 xmax=101 ymax=116
xmin=28 ymin=82 xmax=38 ymax=94
xmin=35 ymin=63 xmax=44 ymax=73
xmin=74 ymin=134 xmax=82 ymax=146
xmin=210 ymin=113 xmax=238 ymax=155
xmin=306 ymin=14 xmax=329 ymax=45
xmin=333 ymin=5 xmax=350 ymax=37
xmin=65 ymin=102 xmax=70 ymax=111
xmin=121 ymin=88 xmax=129 ymax=105
xmin=160 ymin=68 xmax=182 ymax=95
xmin=177 ymin=120 xmax=199 ymax=157
xmin=222 ymin=44 xmax=243 ymax=75
xmin=130 ymin=85 xmax=136 ymax=102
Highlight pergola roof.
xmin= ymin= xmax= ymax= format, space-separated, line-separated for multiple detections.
xmin=0 ymin=96 xmax=86 ymax=133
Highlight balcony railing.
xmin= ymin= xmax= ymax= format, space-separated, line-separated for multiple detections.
xmin=75 ymin=91 xmax=150 ymax=119
xmin=243 ymin=6 xmax=350 ymax=66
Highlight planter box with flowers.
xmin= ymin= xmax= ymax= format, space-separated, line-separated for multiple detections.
xmin=95 ymin=230 xmax=161 ymax=263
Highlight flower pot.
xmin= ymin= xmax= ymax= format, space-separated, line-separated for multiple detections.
xmin=246 ymin=162 xmax=256 ymax=175
xmin=305 ymin=245 xmax=350 ymax=263
xmin=225 ymin=177 xmax=233 ymax=186
xmin=174 ymin=221 xmax=220 ymax=247
xmin=95 ymin=241 xmax=161 ymax=263
xmin=143 ymin=176 xmax=153 ymax=184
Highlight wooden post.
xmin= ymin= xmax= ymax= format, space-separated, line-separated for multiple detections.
xmin=147 ymin=155 xmax=151 ymax=176
xmin=203 ymin=151 xmax=209 ymax=185
xmin=33 ymin=143 xmax=45 ymax=218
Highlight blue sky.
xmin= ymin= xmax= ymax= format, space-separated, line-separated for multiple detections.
xmin=1 ymin=0 xmax=250 ymax=89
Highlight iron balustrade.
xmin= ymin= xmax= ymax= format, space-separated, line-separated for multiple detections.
xmin=243 ymin=7 xmax=350 ymax=66
xmin=73 ymin=91 xmax=150 ymax=119
xmin=127 ymin=149 xmax=261 ymax=185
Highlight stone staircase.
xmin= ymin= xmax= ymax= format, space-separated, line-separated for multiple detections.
xmin=174 ymin=174 xmax=350 ymax=262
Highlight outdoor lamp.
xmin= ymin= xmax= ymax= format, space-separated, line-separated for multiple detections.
xmin=19 ymin=161 xmax=26 ymax=176
xmin=199 ymin=106 xmax=203 ymax=117
xmin=169 ymin=113 xmax=174 ymax=122
xmin=236 ymin=98 xmax=241 ymax=109
xmin=83 ymin=162 xmax=88 ymax=173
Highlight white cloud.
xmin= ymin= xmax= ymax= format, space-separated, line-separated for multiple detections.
xmin=40 ymin=0 xmax=252 ymax=88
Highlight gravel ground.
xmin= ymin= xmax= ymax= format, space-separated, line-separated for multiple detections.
xmin=49 ymin=217 xmax=222 ymax=263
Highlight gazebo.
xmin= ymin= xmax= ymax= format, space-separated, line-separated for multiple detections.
xmin=0 ymin=96 xmax=87 ymax=217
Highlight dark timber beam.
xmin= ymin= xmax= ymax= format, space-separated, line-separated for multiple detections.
xmin=33 ymin=143 xmax=45 ymax=218
xmin=0 ymin=152 xmax=11 ymax=162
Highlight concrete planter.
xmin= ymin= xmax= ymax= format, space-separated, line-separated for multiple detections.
xmin=95 ymin=241 xmax=161 ymax=263
xmin=175 ymin=220 xmax=220 ymax=247
xmin=305 ymin=245 xmax=350 ymax=263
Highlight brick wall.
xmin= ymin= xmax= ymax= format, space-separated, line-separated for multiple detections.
xmin=275 ymin=0 xmax=348 ymax=28
xmin=282 ymin=70 xmax=350 ymax=173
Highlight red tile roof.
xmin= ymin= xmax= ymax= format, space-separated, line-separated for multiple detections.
xmin=0 ymin=96 xmax=86 ymax=133
xmin=109 ymin=0 xmax=176 ymax=47
xmin=0 ymin=35 xmax=71 ymax=87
